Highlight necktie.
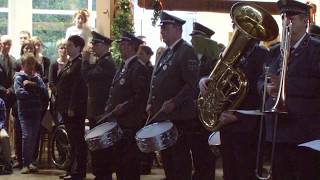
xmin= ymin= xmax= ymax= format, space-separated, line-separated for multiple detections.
xmin=158 ymin=48 xmax=171 ymax=67
xmin=5 ymin=55 xmax=12 ymax=78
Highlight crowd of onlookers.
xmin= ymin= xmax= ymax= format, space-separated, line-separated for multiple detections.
xmin=0 ymin=8 xmax=162 ymax=177
xmin=0 ymin=9 xmax=92 ymax=174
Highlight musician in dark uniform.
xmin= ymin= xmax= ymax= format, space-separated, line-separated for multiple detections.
xmin=259 ymin=1 xmax=320 ymax=179
xmin=81 ymin=31 xmax=116 ymax=180
xmin=189 ymin=22 xmax=218 ymax=180
xmin=105 ymin=32 xmax=150 ymax=180
xmin=136 ymin=44 xmax=154 ymax=175
xmin=55 ymin=35 xmax=87 ymax=180
xmin=199 ymin=34 xmax=268 ymax=180
xmin=146 ymin=12 xmax=199 ymax=180
xmin=309 ymin=24 xmax=320 ymax=38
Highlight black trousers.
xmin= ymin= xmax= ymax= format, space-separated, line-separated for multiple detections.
xmin=220 ymin=130 xmax=258 ymax=180
xmin=13 ymin=107 xmax=22 ymax=165
xmin=272 ymin=143 xmax=320 ymax=180
xmin=161 ymin=131 xmax=192 ymax=180
xmin=186 ymin=131 xmax=216 ymax=180
xmin=89 ymin=120 xmax=114 ymax=180
xmin=114 ymin=136 xmax=140 ymax=180
xmin=63 ymin=115 xmax=87 ymax=178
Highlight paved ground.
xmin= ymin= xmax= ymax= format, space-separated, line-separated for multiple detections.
xmin=0 ymin=163 xmax=224 ymax=180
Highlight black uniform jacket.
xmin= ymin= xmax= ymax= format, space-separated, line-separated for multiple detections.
xmin=148 ymin=39 xmax=199 ymax=122
xmin=260 ymin=34 xmax=320 ymax=143
xmin=221 ymin=45 xmax=268 ymax=133
xmin=0 ymin=54 xmax=19 ymax=108
xmin=106 ymin=56 xmax=150 ymax=131
xmin=82 ymin=52 xmax=116 ymax=118
xmin=55 ymin=55 xmax=87 ymax=117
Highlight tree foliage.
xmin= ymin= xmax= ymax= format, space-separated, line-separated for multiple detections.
xmin=111 ymin=0 xmax=134 ymax=67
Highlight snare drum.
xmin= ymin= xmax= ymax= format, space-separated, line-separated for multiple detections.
xmin=208 ymin=131 xmax=221 ymax=146
xmin=85 ymin=121 xmax=122 ymax=151
xmin=135 ymin=121 xmax=178 ymax=153
xmin=208 ymin=131 xmax=221 ymax=156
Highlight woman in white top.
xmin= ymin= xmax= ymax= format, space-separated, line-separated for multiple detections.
xmin=65 ymin=9 xmax=91 ymax=44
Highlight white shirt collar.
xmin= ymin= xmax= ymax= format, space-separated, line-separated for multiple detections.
xmin=292 ymin=33 xmax=306 ymax=49
xmin=169 ymin=38 xmax=182 ymax=50
xmin=124 ymin=55 xmax=137 ymax=68
xmin=197 ymin=54 xmax=203 ymax=60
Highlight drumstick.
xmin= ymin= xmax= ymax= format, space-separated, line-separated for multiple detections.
xmin=96 ymin=101 xmax=128 ymax=124
xmin=144 ymin=108 xmax=163 ymax=126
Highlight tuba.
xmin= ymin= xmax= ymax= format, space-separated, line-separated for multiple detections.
xmin=197 ymin=2 xmax=279 ymax=131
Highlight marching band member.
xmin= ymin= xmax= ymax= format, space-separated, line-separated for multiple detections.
xmin=146 ymin=12 xmax=199 ymax=180
xmin=81 ymin=31 xmax=116 ymax=180
xmin=105 ymin=32 xmax=150 ymax=180
xmin=189 ymin=22 xmax=218 ymax=180
xmin=259 ymin=1 xmax=320 ymax=179
xmin=199 ymin=29 xmax=268 ymax=180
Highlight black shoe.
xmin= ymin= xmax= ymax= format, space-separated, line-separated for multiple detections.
xmin=12 ymin=162 xmax=22 ymax=169
xmin=63 ymin=174 xmax=83 ymax=180
xmin=63 ymin=175 xmax=72 ymax=180
xmin=140 ymin=169 xmax=151 ymax=175
xmin=59 ymin=174 xmax=69 ymax=179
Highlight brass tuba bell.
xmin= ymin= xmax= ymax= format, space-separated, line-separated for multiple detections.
xmin=197 ymin=2 xmax=279 ymax=131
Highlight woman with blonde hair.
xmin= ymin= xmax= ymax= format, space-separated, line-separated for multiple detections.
xmin=65 ymin=9 xmax=91 ymax=44
xmin=49 ymin=39 xmax=68 ymax=94
xmin=30 ymin=36 xmax=51 ymax=84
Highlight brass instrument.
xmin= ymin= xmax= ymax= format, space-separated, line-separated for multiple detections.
xmin=255 ymin=13 xmax=292 ymax=180
xmin=197 ymin=2 xmax=279 ymax=131
xmin=269 ymin=13 xmax=292 ymax=113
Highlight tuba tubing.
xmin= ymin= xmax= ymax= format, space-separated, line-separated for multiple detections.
xmin=197 ymin=2 xmax=279 ymax=131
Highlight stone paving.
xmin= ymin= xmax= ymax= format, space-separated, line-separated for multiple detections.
xmin=0 ymin=165 xmax=224 ymax=180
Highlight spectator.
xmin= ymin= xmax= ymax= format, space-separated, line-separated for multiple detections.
xmin=13 ymin=53 xmax=48 ymax=174
xmin=31 ymin=36 xmax=51 ymax=84
xmin=0 ymin=35 xmax=19 ymax=130
xmin=55 ymin=35 xmax=87 ymax=180
xmin=65 ymin=9 xmax=92 ymax=45
xmin=155 ymin=46 xmax=165 ymax=65
xmin=48 ymin=39 xmax=68 ymax=123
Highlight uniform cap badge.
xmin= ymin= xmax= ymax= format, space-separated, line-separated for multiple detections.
xmin=120 ymin=78 xmax=126 ymax=85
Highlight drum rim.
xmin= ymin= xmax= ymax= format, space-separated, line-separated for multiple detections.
xmin=135 ymin=120 xmax=173 ymax=139
xmin=208 ymin=131 xmax=220 ymax=145
xmin=85 ymin=121 xmax=117 ymax=140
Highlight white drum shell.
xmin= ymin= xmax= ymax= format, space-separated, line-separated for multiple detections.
xmin=208 ymin=131 xmax=221 ymax=146
xmin=85 ymin=121 xmax=123 ymax=151
xmin=135 ymin=121 xmax=178 ymax=153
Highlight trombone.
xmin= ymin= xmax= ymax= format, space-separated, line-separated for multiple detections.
xmin=255 ymin=12 xmax=292 ymax=180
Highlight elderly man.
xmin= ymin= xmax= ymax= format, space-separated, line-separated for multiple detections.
xmin=0 ymin=35 xmax=18 ymax=130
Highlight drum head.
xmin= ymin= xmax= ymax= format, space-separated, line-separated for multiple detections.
xmin=208 ymin=131 xmax=221 ymax=146
xmin=85 ymin=121 xmax=117 ymax=139
xmin=137 ymin=121 xmax=173 ymax=138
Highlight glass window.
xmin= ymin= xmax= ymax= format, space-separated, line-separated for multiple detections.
xmin=0 ymin=0 xmax=7 ymax=7
xmin=92 ymin=0 xmax=96 ymax=11
xmin=33 ymin=14 xmax=73 ymax=60
xmin=33 ymin=0 xmax=88 ymax=10
xmin=0 ymin=12 xmax=8 ymax=35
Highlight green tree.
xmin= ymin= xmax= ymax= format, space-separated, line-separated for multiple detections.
xmin=111 ymin=0 xmax=134 ymax=67
xmin=33 ymin=14 xmax=73 ymax=60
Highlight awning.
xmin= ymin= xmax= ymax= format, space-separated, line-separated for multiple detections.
xmin=138 ymin=0 xmax=279 ymax=14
